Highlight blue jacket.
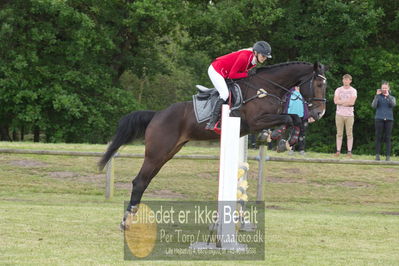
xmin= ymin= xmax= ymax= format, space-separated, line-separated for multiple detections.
xmin=284 ymin=88 xmax=309 ymax=120
xmin=371 ymin=94 xmax=396 ymax=120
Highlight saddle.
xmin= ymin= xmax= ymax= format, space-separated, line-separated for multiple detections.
xmin=192 ymin=82 xmax=243 ymax=123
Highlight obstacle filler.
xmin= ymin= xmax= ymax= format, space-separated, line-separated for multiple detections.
xmin=237 ymin=162 xmax=257 ymax=232
xmin=236 ymin=135 xmax=257 ymax=232
xmin=190 ymin=105 xmax=248 ymax=251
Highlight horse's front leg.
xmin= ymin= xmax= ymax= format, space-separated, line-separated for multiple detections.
xmin=247 ymin=113 xmax=302 ymax=152
xmin=248 ymin=113 xmax=294 ymax=134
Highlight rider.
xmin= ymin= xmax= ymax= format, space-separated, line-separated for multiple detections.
xmin=205 ymin=41 xmax=272 ymax=130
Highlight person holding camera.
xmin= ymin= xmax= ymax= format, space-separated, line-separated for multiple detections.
xmin=372 ymin=81 xmax=396 ymax=161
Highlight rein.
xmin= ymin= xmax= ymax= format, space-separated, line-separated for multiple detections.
xmin=240 ymin=71 xmax=327 ymax=106
xmin=240 ymin=79 xmax=284 ymax=104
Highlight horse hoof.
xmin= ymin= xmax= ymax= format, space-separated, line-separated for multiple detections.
xmin=120 ymin=220 xmax=128 ymax=231
xmin=257 ymin=131 xmax=269 ymax=142
xmin=120 ymin=210 xmax=134 ymax=231
xmin=276 ymin=139 xmax=287 ymax=153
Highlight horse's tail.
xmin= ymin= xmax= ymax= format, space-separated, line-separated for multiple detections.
xmin=98 ymin=110 xmax=156 ymax=170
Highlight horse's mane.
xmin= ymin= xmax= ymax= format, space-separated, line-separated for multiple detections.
xmin=257 ymin=61 xmax=312 ymax=72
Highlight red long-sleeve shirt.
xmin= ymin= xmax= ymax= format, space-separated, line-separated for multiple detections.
xmin=211 ymin=49 xmax=256 ymax=79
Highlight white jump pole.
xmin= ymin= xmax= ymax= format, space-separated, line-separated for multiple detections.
xmin=190 ymin=104 xmax=247 ymax=251
xmin=216 ymin=105 xmax=241 ymax=249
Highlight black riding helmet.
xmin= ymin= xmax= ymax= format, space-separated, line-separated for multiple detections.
xmin=253 ymin=41 xmax=272 ymax=58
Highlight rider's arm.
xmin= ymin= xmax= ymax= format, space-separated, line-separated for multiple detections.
xmin=228 ymin=52 xmax=252 ymax=79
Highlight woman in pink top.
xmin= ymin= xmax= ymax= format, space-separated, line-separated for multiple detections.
xmin=334 ymin=74 xmax=357 ymax=158
xmin=205 ymin=41 xmax=272 ymax=130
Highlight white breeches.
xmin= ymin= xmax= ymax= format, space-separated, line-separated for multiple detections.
xmin=208 ymin=65 xmax=229 ymax=101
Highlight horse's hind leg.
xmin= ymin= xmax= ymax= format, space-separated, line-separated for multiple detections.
xmin=129 ymin=141 xmax=186 ymax=209
xmin=128 ymin=159 xmax=162 ymax=209
xmin=122 ymin=145 xmax=185 ymax=229
xmin=121 ymin=134 xmax=187 ymax=229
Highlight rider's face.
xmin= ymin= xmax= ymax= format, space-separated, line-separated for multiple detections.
xmin=256 ymin=53 xmax=267 ymax=64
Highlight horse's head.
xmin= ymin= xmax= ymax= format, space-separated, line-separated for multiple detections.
xmin=238 ymin=61 xmax=328 ymax=128
xmin=298 ymin=62 xmax=328 ymax=121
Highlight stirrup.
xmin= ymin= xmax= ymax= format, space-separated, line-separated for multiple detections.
xmin=213 ymin=121 xmax=221 ymax=135
xmin=205 ymin=120 xmax=221 ymax=134
xmin=205 ymin=121 xmax=216 ymax=130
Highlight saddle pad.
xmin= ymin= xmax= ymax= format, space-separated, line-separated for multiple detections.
xmin=192 ymin=83 xmax=243 ymax=123
xmin=192 ymin=93 xmax=219 ymax=123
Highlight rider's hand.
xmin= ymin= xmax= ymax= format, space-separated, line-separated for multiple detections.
xmin=376 ymin=89 xmax=382 ymax=95
xmin=247 ymin=68 xmax=256 ymax=77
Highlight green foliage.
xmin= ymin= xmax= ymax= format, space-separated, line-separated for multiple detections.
xmin=0 ymin=0 xmax=398 ymax=153
xmin=0 ymin=0 xmax=143 ymax=142
xmin=187 ymin=0 xmax=283 ymax=58
xmin=268 ymin=0 xmax=398 ymax=155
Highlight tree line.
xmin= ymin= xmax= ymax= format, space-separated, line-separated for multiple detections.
xmin=0 ymin=0 xmax=398 ymax=154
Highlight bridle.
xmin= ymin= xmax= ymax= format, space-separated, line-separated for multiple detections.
xmin=241 ymin=71 xmax=327 ymax=108
xmin=297 ymin=73 xmax=327 ymax=107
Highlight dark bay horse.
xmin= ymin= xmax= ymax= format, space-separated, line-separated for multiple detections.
xmin=99 ymin=61 xmax=327 ymax=228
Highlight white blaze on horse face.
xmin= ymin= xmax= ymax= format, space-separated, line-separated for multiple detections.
xmin=319 ymin=109 xmax=325 ymax=118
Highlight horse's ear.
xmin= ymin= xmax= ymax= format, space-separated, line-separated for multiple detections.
xmin=313 ymin=62 xmax=321 ymax=72
xmin=313 ymin=61 xmax=328 ymax=73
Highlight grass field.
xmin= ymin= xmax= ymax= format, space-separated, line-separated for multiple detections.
xmin=0 ymin=142 xmax=398 ymax=265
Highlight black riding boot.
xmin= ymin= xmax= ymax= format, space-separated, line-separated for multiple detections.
xmin=205 ymin=99 xmax=225 ymax=130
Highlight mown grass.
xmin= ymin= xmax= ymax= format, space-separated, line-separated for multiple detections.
xmin=0 ymin=142 xmax=398 ymax=265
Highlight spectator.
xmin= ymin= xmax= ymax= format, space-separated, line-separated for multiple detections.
xmin=334 ymin=74 xmax=357 ymax=158
xmin=372 ymin=81 xmax=396 ymax=161
xmin=285 ymin=86 xmax=310 ymax=155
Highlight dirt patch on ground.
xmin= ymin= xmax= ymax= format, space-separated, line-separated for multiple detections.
xmin=266 ymin=176 xmax=306 ymax=184
xmin=197 ymin=173 xmax=217 ymax=179
xmin=309 ymin=180 xmax=375 ymax=188
xmin=109 ymin=183 xmax=186 ymax=199
xmin=282 ymin=168 xmax=302 ymax=174
xmin=338 ymin=181 xmax=374 ymax=188
xmin=380 ymin=168 xmax=398 ymax=183
xmin=47 ymin=171 xmax=103 ymax=185
xmin=247 ymin=171 xmax=258 ymax=180
xmin=380 ymin=211 xmax=399 ymax=216
xmin=266 ymin=205 xmax=284 ymax=210
xmin=266 ymin=176 xmax=374 ymax=188
xmin=382 ymin=177 xmax=398 ymax=183
xmin=146 ymin=189 xmax=186 ymax=199
xmin=80 ymin=174 xmax=104 ymax=184
xmin=382 ymin=168 xmax=399 ymax=173
xmin=9 ymin=159 xmax=49 ymax=168
xmin=115 ymin=182 xmax=131 ymax=189
xmin=45 ymin=171 xmax=185 ymax=199
xmin=48 ymin=171 xmax=77 ymax=179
